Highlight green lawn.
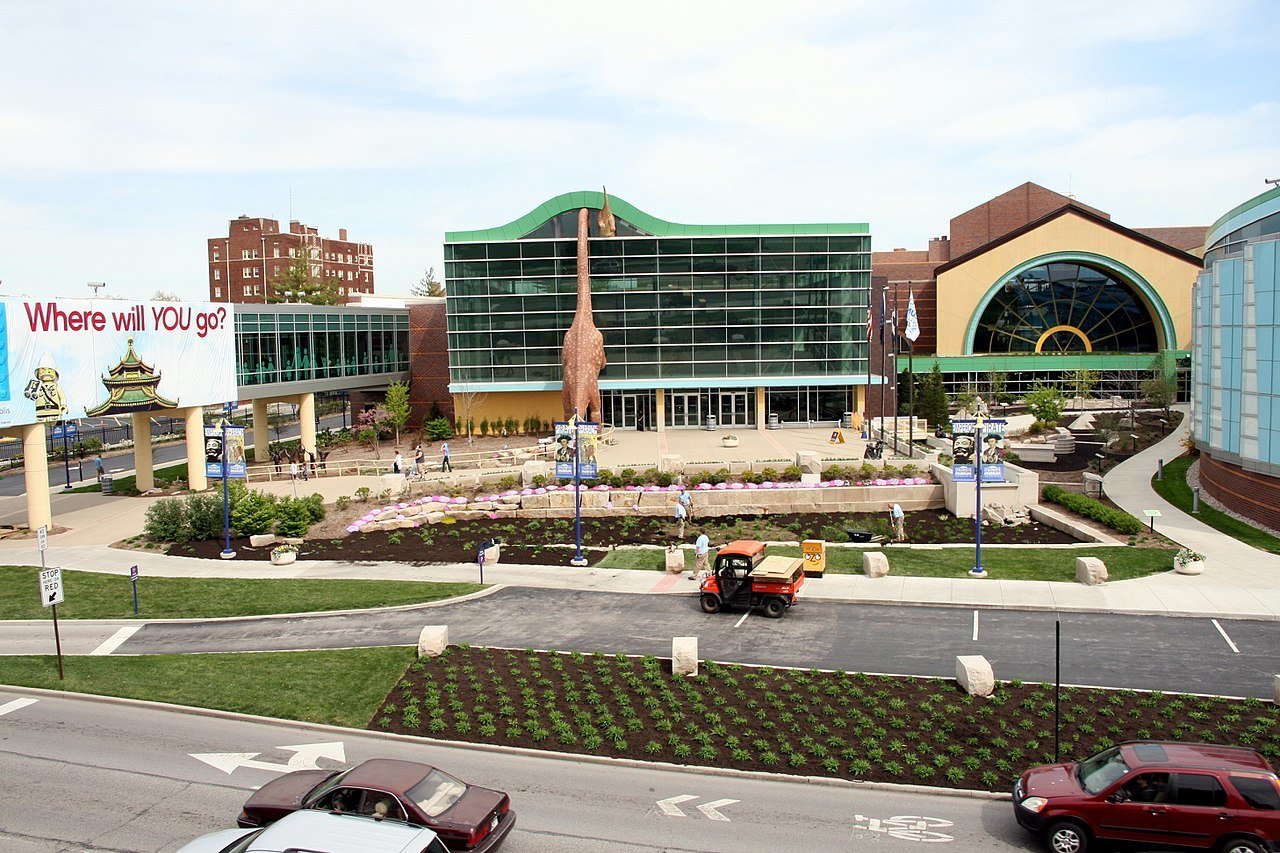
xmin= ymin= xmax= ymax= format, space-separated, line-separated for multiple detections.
xmin=0 ymin=648 xmax=411 ymax=728
xmin=595 ymin=545 xmax=1176 ymax=582
xmin=0 ymin=566 xmax=483 ymax=619
xmin=66 ymin=461 xmax=188 ymax=495
xmin=1151 ymin=455 xmax=1280 ymax=555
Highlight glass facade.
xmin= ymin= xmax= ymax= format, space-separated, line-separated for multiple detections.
xmin=445 ymin=226 xmax=872 ymax=387
xmin=973 ymin=262 xmax=1159 ymax=354
xmin=235 ymin=308 xmax=409 ymax=387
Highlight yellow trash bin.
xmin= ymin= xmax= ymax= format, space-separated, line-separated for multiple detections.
xmin=801 ymin=539 xmax=826 ymax=578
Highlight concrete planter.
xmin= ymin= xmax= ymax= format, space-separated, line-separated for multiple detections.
xmin=721 ymin=437 xmax=740 ymax=448
xmin=1175 ymin=557 xmax=1204 ymax=575
xmin=270 ymin=550 xmax=297 ymax=566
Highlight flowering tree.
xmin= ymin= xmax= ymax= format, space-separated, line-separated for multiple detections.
xmin=356 ymin=406 xmax=393 ymax=458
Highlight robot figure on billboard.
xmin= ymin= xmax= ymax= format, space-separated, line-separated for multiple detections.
xmin=24 ymin=353 xmax=69 ymax=423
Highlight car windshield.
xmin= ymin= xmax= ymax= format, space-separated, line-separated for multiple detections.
xmin=302 ymin=769 xmax=352 ymax=806
xmin=407 ymin=769 xmax=467 ymax=817
xmin=1077 ymin=747 xmax=1130 ymax=795
xmin=219 ymin=828 xmax=265 ymax=853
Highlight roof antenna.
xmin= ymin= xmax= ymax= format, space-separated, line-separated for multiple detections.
xmin=1067 ymin=172 xmax=1076 ymax=200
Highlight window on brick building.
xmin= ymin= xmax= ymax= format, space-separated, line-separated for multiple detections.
xmin=243 ymin=285 xmax=251 ymax=296
xmin=254 ymin=285 xmax=261 ymax=296
xmin=214 ymin=269 xmax=221 ymax=280
xmin=243 ymin=267 xmax=252 ymax=277
xmin=242 ymin=250 xmax=250 ymax=260
xmin=274 ymin=247 xmax=280 ymax=258
xmin=215 ymin=286 xmax=222 ymax=298
xmin=347 ymin=271 xmax=353 ymax=280
xmin=253 ymin=268 xmax=260 ymax=277
xmin=273 ymin=266 xmax=280 ymax=276
xmin=212 ymin=251 xmax=220 ymax=261
xmin=289 ymin=247 xmax=296 ymax=258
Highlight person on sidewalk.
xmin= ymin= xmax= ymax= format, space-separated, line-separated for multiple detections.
xmin=392 ymin=450 xmax=404 ymax=476
xmin=673 ymin=499 xmax=687 ymax=539
xmin=694 ymin=530 xmax=712 ymax=575
xmin=890 ymin=502 xmax=905 ymax=542
xmin=678 ymin=487 xmax=694 ymax=521
xmin=289 ymin=460 xmax=298 ymax=481
xmin=413 ymin=444 xmax=425 ymax=478
xmin=441 ymin=441 xmax=452 ymax=472
xmin=94 ymin=454 xmax=105 ymax=482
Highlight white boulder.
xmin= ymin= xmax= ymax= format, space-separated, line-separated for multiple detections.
xmin=956 ymin=655 xmax=995 ymax=697
xmin=1075 ymin=556 xmax=1108 ymax=585
xmin=862 ymin=551 xmax=890 ymax=578
xmin=417 ymin=625 xmax=448 ymax=658
xmin=672 ymin=636 xmax=698 ymax=677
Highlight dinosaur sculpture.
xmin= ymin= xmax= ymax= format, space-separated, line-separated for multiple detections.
xmin=561 ymin=205 xmax=610 ymax=421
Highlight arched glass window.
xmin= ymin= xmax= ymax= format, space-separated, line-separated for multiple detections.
xmin=973 ymin=262 xmax=1159 ymax=353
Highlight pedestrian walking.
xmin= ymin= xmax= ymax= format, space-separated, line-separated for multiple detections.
xmin=441 ymin=441 xmax=452 ymax=472
xmin=890 ymin=502 xmax=906 ymax=542
xmin=94 ymin=454 xmax=105 ymax=482
xmin=678 ymin=487 xmax=694 ymax=521
xmin=673 ymin=499 xmax=687 ymax=539
xmin=694 ymin=530 xmax=711 ymax=575
xmin=393 ymin=450 xmax=404 ymax=475
xmin=413 ymin=444 xmax=425 ymax=477
xmin=636 ymin=409 xmax=646 ymax=432
xmin=289 ymin=461 xmax=298 ymax=481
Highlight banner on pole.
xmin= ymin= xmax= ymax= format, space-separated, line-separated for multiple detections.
xmin=951 ymin=419 xmax=1007 ymax=483
xmin=204 ymin=424 xmax=247 ymax=479
xmin=553 ymin=420 xmax=599 ymax=480
xmin=904 ymin=289 xmax=920 ymax=342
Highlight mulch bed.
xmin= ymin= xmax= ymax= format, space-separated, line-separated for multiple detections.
xmin=169 ymin=509 xmax=1075 ymax=563
xmin=371 ymin=646 xmax=1280 ymax=793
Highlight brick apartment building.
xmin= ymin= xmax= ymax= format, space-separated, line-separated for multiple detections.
xmin=207 ymin=215 xmax=375 ymax=304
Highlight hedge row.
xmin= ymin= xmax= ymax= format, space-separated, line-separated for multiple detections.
xmin=1041 ymin=484 xmax=1144 ymax=535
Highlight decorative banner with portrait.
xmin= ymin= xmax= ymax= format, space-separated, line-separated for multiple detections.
xmin=951 ymin=418 xmax=1007 ymax=483
xmin=553 ymin=419 xmax=599 ymax=480
xmin=204 ymin=424 xmax=247 ymax=479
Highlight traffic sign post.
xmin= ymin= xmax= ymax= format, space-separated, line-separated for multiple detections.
xmin=477 ymin=545 xmax=485 ymax=585
xmin=39 ymin=565 xmax=65 ymax=680
xmin=130 ymin=564 xmax=140 ymax=614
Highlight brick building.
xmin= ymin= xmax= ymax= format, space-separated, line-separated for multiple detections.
xmin=207 ymin=215 xmax=375 ymax=304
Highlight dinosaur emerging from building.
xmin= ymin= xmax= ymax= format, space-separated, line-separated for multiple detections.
xmin=560 ymin=192 xmax=614 ymax=421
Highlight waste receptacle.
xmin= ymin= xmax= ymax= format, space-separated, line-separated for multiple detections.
xmin=767 ymin=413 xmax=780 ymax=430
xmin=705 ymin=414 xmax=717 ymax=431
xmin=842 ymin=411 xmax=854 ymax=430
xmin=101 ymin=474 xmax=114 ymax=495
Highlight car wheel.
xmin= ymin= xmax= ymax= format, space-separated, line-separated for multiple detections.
xmin=1217 ymin=838 xmax=1265 ymax=853
xmin=700 ymin=594 xmax=721 ymax=614
xmin=1044 ymin=820 xmax=1089 ymax=853
xmin=763 ymin=597 xmax=786 ymax=619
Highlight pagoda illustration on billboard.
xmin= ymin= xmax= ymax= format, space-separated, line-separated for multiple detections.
xmin=85 ymin=338 xmax=179 ymax=416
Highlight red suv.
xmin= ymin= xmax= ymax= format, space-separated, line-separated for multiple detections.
xmin=1014 ymin=741 xmax=1280 ymax=853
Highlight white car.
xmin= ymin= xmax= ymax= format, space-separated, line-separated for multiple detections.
xmin=177 ymin=809 xmax=449 ymax=853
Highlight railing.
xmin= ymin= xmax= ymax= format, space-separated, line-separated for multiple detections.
xmin=245 ymin=441 xmax=555 ymax=483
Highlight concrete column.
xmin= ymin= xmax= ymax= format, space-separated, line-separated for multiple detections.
xmin=655 ymin=388 xmax=666 ymax=433
xmin=298 ymin=392 xmax=317 ymax=457
xmin=183 ymin=406 xmax=208 ymax=491
xmin=21 ymin=424 xmax=52 ymax=531
xmin=131 ymin=411 xmax=154 ymax=492
xmin=252 ymin=398 xmax=270 ymax=460
xmin=755 ymin=387 xmax=766 ymax=430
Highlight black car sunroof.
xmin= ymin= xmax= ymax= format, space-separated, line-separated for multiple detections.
xmin=1133 ymin=744 xmax=1169 ymax=762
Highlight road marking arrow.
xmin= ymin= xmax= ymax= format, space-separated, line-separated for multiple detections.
xmin=0 ymin=697 xmax=38 ymax=717
xmin=656 ymin=794 xmax=698 ymax=817
xmin=190 ymin=741 xmax=346 ymax=775
xmin=696 ymin=798 xmax=738 ymax=821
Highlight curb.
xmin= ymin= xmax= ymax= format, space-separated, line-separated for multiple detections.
xmin=0 ymin=683 xmax=1010 ymax=802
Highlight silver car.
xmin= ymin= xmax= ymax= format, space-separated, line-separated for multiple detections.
xmin=177 ymin=809 xmax=449 ymax=853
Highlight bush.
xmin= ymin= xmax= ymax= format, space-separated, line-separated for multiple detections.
xmin=231 ymin=490 xmax=277 ymax=537
xmin=423 ymin=418 xmax=453 ymax=441
xmin=657 ymin=472 xmax=674 ymax=487
xmin=1024 ymin=384 xmax=1065 ymax=425
xmin=1041 ymin=484 xmax=1144 ymax=534
xmin=334 ymin=495 xmax=350 ymax=511
xmin=185 ymin=492 xmax=224 ymax=540
xmin=782 ymin=465 xmax=803 ymax=481
xmin=144 ymin=497 xmax=189 ymax=542
xmin=354 ymin=487 xmax=371 ymax=502
xmin=276 ymin=497 xmax=315 ymax=537
xmin=304 ymin=493 xmax=326 ymax=523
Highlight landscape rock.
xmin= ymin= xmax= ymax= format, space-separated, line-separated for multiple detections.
xmin=470 ymin=501 xmax=495 ymax=511
xmin=659 ymin=454 xmax=684 ymax=475
xmin=417 ymin=625 xmax=448 ymax=658
xmin=481 ymin=542 xmax=501 ymax=566
xmin=795 ymin=451 xmax=822 ymax=474
xmin=672 ymin=636 xmax=698 ymax=677
xmin=424 ymin=511 xmax=446 ymax=523
xmin=420 ymin=501 xmax=450 ymax=514
xmin=956 ymin=655 xmax=995 ymax=697
xmin=249 ymin=533 xmax=277 ymax=547
xmin=862 ymin=551 xmax=890 ymax=578
xmin=447 ymin=510 xmax=490 ymax=521
xmin=665 ymin=548 xmax=686 ymax=574
xmin=1075 ymin=556 xmax=1108 ymax=585
xmin=983 ymin=503 xmax=1031 ymax=526
xmin=1274 ymin=674 xmax=1280 ymax=706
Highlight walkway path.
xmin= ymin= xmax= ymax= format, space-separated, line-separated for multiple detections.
xmin=1103 ymin=406 xmax=1280 ymax=598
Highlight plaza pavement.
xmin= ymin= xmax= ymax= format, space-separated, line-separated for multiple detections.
xmin=3 ymin=415 xmax=1279 ymax=620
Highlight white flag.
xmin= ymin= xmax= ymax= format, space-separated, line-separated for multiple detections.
xmin=904 ymin=288 xmax=920 ymax=342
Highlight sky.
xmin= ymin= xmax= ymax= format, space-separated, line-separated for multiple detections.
xmin=1 ymin=0 xmax=1277 ymax=302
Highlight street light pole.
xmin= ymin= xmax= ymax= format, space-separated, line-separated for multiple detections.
xmin=570 ymin=408 xmax=588 ymax=567
xmin=970 ymin=413 xmax=988 ymax=578
xmin=60 ymin=421 xmax=72 ymax=490
xmin=220 ymin=402 xmax=235 ymax=559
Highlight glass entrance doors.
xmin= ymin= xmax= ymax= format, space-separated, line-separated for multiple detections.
xmin=669 ymin=392 xmax=701 ymax=428
xmin=719 ymin=391 xmax=751 ymax=428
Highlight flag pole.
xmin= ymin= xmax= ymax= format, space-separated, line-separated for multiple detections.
xmin=879 ymin=284 xmax=888 ymax=447
xmin=892 ymin=281 xmax=899 ymax=455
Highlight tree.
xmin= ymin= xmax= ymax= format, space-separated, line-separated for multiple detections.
xmin=1023 ymin=384 xmax=1066 ymax=425
xmin=151 ymin=290 xmax=181 ymax=302
xmin=984 ymin=370 xmax=1007 ymax=404
xmin=268 ymin=246 xmax=342 ymax=305
xmin=1068 ymin=369 xmax=1100 ymax=409
xmin=915 ymin=364 xmax=950 ymax=433
xmin=1142 ymin=357 xmax=1178 ymax=420
xmin=453 ymin=383 xmax=487 ymax=444
xmin=411 ymin=266 xmax=445 ymax=298
xmin=356 ymin=406 xmax=392 ymax=458
xmin=383 ymin=381 xmax=411 ymax=445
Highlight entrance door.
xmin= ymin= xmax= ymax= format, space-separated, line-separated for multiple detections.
xmin=619 ymin=394 xmax=638 ymax=428
xmin=670 ymin=393 xmax=701 ymax=428
xmin=719 ymin=391 xmax=751 ymax=427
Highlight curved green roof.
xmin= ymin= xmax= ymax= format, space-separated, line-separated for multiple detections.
xmin=1206 ymin=184 xmax=1280 ymax=249
xmin=444 ymin=191 xmax=869 ymax=242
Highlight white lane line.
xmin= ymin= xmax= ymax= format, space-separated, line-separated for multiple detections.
xmin=1211 ymin=619 xmax=1240 ymax=654
xmin=0 ymin=698 xmax=38 ymax=717
xmin=90 ymin=626 xmax=141 ymax=656
xmin=734 ymin=611 xmax=750 ymax=628
xmin=972 ymin=610 xmax=980 ymax=642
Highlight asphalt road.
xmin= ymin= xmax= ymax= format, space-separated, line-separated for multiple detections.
xmin=100 ymin=588 xmax=1280 ymax=698
xmin=0 ymin=413 xmax=347 ymax=498
xmin=0 ymin=688 xmax=1035 ymax=852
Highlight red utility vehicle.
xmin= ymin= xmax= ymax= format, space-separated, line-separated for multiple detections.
xmin=1014 ymin=741 xmax=1280 ymax=853
xmin=699 ymin=540 xmax=805 ymax=618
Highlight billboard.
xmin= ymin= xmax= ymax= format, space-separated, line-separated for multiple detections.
xmin=0 ymin=299 xmax=236 ymax=428
xmin=553 ymin=419 xmax=599 ymax=480
xmin=205 ymin=424 xmax=247 ymax=479
xmin=951 ymin=418 xmax=1007 ymax=483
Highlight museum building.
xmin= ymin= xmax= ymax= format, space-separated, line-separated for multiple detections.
xmin=442 ymin=191 xmax=875 ymax=429
xmin=1192 ymin=183 xmax=1280 ymax=530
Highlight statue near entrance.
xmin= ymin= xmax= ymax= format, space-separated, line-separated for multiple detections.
xmin=560 ymin=195 xmax=613 ymax=421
